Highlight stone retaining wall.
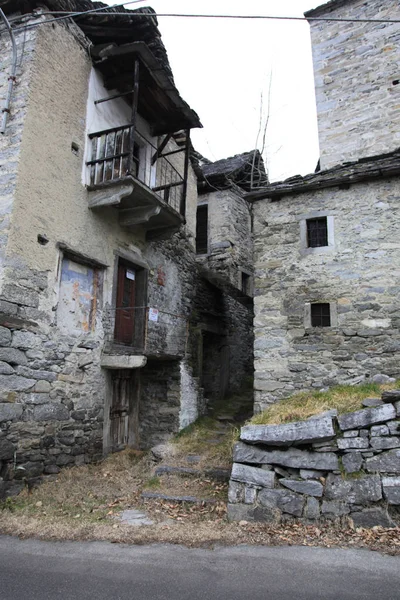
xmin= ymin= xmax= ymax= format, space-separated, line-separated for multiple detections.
xmin=228 ymin=391 xmax=400 ymax=528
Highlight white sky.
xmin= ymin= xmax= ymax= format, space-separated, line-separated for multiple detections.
xmin=105 ymin=1 xmax=323 ymax=181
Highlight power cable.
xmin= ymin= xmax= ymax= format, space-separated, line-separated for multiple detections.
xmin=11 ymin=10 xmax=400 ymax=33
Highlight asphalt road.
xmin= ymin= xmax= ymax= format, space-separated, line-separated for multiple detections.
xmin=0 ymin=536 xmax=399 ymax=600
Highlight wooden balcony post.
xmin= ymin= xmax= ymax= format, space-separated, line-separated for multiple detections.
xmin=128 ymin=59 xmax=140 ymax=176
xmin=181 ymin=129 xmax=190 ymax=216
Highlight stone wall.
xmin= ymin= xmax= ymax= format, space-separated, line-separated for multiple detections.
xmin=139 ymin=359 xmax=181 ymax=449
xmin=252 ymin=177 xmax=400 ymax=412
xmin=228 ymin=391 xmax=400 ymax=528
xmin=197 ymin=187 xmax=253 ymax=289
xmin=307 ymin=0 xmax=400 ymax=169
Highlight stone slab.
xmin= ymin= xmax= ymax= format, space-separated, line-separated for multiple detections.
xmin=304 ymin=496 xmax=320 ymax=520
xmin=0 ymin=403 xmax=23 ymax=423
xmin=119 ymin=510 xmax=154 ymax=526
xmin=381 ymin=390 xmax=400 ymax=403
xmin=365 ymin=449 xmax=400 ymax=474
xmin=299 ymin=469 xmax=325 ymax=480
xmin=231 ymin=463 xmax=275 ymax=488
xmin=362 ymin=398 xmax=384 ymax=408
xmin=227 ymin=503 xmax=279 ymax=523
xmin=280 ymin=478 xmax=323 ymax=497
xmin=382 ymin=477 xmax=400 ymax=505
xmin=228 ymin=481 xmax=244 ymax=504
xmin=321 ymin=500 xmax=350 ymax=517
xmin=370 ymin=437 xmax=400 ymax=451
xmin=240 ymin=415 xmax=335 ymax=446
xmin=337 ymin=438 xmax=369 ymax=450
xmin=33 ymin=403 xmax=69 ymax=422
xmin=342 ymin=452 xmax=363 ymax=474
xmin=233 ymin=442 xmax=339 ymax=470
xmin=325 ymin=474 xmax=382 ymax=504
xmin=338 ymin=404 xmax=396 ymax=431
xmin=0 ymin=375 xmax=35 ymax=392
xmin=100 ymin=355 xmax=147 ymax=369
xmin=0 ymin=437 xmax=15 ymax=460
xmin=141 ymin=492 xmax=216 ymax=504
xmin=370 ymin=425 xmax=389 ymax=436
xmin=0 ymin=348 xmax=27 ymax=366
xmin=351 ymin=508 xmax=396 ymax=529
xmin=258 ymin=488 xmax=304 ymax=516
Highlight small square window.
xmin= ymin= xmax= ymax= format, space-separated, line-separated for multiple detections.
xmin=307 ymin=217 xmax=328 ymax=248
xmin=311 ymin=303 xmax=331 ymax=327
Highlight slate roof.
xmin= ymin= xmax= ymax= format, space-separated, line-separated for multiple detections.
xmin=246 ymin=149 xmax=400 ymax=201
xmin=1 ymin=0 xmax=201 ymax=132
xmin=199 ymin=150 xmax=269 ymax=192
xmin=305 ymin=0 xmax=358 ymax=18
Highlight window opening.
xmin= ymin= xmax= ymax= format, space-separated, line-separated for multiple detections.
xmin=241 ymin=272 xmax=250 ymax=295
xmin=307 ymin=217 xmax=328 ymax=248
xmin=311 ymin=303 xmax=331 ymax=327
xmin=196 ymin=205 xmax=208 ymax=254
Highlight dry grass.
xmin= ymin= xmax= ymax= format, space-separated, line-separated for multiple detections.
xmin=171 ymin=417 xmax=239 ymax=469
xmin=1 ymin=508 xmax=400 ymax=555
xmin=249 ymin=381 xmax=400 ymax=426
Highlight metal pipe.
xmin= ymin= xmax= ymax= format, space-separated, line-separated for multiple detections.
xmin=0 ymin=9 xmax=18 ymax=135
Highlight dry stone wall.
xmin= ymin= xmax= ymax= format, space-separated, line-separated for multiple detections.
xmin=228 ymin=391 xmax=400 ymax=528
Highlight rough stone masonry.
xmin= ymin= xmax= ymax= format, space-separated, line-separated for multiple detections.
xmin=228 ymin=390 xmax=400 ymax=528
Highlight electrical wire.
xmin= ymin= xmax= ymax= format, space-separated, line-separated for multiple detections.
xmin=10 ymin=10 xmax=400 ymax=33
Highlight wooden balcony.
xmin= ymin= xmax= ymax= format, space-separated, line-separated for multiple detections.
xmin=87 ymin=125 xmax=188 ymax=237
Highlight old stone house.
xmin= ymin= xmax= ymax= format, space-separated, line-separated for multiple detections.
xmin=247 ymin=0 xmax=400 ymax=413
xmin=0 ymin=0 xmax=254 ymax=496
xmin=192 ymin=150 xmax=267 ymax=406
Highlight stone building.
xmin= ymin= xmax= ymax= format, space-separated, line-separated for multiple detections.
xmin=190 ymin=151 xmax=267 ymax=406
xmin=247 ymin=0 xmax=400 ymax=412
xmin=0 ymin=0 xmax=253 ymax=495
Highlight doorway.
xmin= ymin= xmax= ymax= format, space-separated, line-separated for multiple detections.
xmin=109 ymin=370 xmax=140 ymax=452
xmin=114 ymin=262 xmax=136 ymax=345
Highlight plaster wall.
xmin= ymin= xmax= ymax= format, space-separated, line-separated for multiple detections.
xmin=0 ymin=24 xmax=38 ymax=290
xmin=309 ymin=0 xmax=400 ymax=169
xmin=252 ymin=178 xmax=400 ymax=412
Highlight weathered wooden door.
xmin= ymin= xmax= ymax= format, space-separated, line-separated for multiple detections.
xmin=114 ymin=263 xmax=136 ymax=345
xmin=110 ymin=370 xmax=138 ymax=451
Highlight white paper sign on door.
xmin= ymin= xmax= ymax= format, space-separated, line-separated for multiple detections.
xmin=148 ymin=308 xmax=159 ymax=322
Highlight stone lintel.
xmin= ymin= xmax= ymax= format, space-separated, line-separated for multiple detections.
xmin=100 ymin=354 xmax=147 ymax=369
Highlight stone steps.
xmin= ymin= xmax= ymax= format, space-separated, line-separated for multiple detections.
xmin=155 ymin=464 xmax=230 ymax=482
xmin=141 ymin=492 xmax=217 ymax=504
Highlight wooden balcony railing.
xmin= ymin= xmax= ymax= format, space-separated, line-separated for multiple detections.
xmin=87 ymin=125 xmax=186 ymax=215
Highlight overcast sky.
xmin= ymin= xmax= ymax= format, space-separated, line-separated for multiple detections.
xmin=104 ymin=1 xmax=323 ymax=181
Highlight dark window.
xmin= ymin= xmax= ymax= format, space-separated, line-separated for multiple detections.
xmin=311 ymin=303 xmax=331 ymax=327
xmin=307 ymin=217 xmax=328 ymax=248
xmin=241 ymin=272 xmax=250 ymax=295
xmin=196 ymin=205 xmax=208 ymax=254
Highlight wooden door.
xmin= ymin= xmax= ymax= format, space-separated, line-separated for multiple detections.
xmin=110 ymin=370 xmax=136 ymax=452
xmin=114 ymin=263 xmax=136 ymax=345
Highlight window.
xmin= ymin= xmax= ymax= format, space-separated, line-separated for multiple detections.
xmin=241 ymin=272 xmax=250 ymax=295
xmin=307 ymin=217 xmax=328 ymax=248
xmin=196 ymin=205 xmax=208 ymax=254
xmin=57 ymin=257 xmax=100 ymax=335
xmin=311 ymin=303 xmax=331 ymax=327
